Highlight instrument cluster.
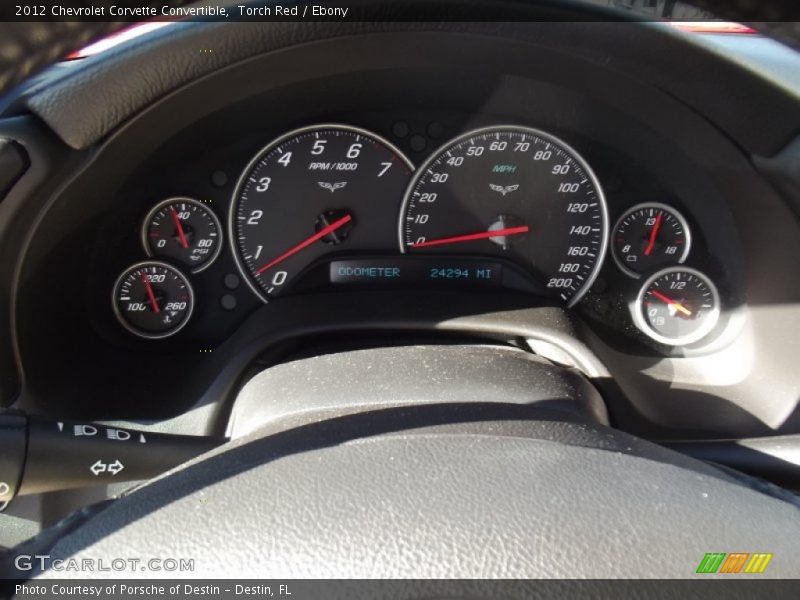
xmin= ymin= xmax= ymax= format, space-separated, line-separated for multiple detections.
xmin=109 ymin=121 xmax=730 ymax=351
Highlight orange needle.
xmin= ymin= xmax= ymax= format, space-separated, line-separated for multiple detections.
xmin=651 ymin=290 xmax=692 ymax=316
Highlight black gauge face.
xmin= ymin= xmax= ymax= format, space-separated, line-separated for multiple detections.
xmin=231 ymin=125 xmax=413 ymax=301
xmin=633 ymin=267 xmax=720 ymax=346
xmin=399 ymin=126 xmax=608 ymax=306
xmin=113 ymin=262 xmax=194 ymax=339
xmin=612 ymin=202 xmax=690 ymax=277
xmin=143 ymin=197 xmax=222 ymax=273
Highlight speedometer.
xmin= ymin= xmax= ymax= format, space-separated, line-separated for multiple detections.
xmin=399 ymin=126 xmax=608 ymax=306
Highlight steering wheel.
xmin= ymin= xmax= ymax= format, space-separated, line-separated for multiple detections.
xmin=2 ymin=0 xmax=800 ymax=582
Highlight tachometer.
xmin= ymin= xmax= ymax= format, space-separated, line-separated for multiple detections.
xmin=399 ymin=125 xmax=608 ymax=305
xmin=231 ymin=124 xmax=413 ymax=301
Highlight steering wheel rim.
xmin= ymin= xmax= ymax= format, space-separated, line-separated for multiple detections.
xmin=6 ymin=408 xmax=799 ymax=579
xmin=2 ymin=0 xmax=800 ymax=583
xmin=1 ymin=0 xmax=799 ymax=100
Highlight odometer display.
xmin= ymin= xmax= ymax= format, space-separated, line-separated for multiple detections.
xmin=399 ymin=126 xmax=608 ymax=306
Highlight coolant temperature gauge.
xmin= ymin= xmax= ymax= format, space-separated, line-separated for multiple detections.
xmin=632 ymin=266 xmax=720 ymax=346
xmin=113 ymin=262 xmax=194 ymax=339
xmin=143 ymin=197 xmax=222 ymax=272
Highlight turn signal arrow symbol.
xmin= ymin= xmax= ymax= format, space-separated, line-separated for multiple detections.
xmin=90 ymin=459 xmax=125 ymax=476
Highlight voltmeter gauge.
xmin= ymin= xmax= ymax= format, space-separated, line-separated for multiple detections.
xmin=612 ymin=203 xmax=690 ymax=278
xmin=632 ymin=266 xmax=720 ymax=346
xmin=112 ymin=261 xmax=194 ymax=339
xmin=143 ymin=197 xmax=222 ymax=272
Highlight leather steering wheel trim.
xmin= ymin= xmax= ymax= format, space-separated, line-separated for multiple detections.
xmin=12 ymin=412 xmax=800 ymax=579
xmin=0 ymin=0 xmax=798 ymax=102
xmin=8 ymin=32 xmax=799 ymax=163
xmin=2 ymin=0 xmax=800 ymax=582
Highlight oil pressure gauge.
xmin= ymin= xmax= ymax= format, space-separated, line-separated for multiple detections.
xmin=143 ymin=197 xmax=222 ymax=272
xmin=632 ymin=266 xmax=720 ymax=346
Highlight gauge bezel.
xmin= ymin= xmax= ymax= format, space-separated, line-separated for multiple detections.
xmin=631 ymin=266 xmax=720 ymax=346
xmin=611 ymin=201 xmax=692 ymax=279
xmin=141 ymin=196 xmax=224 ymax=273
xmin=112 ymin=260 xmax=195 ymax=340
xmin=229 ymin=123 xmax=415 ymax=303
xmin=397 ymin=124 xmax=609 ymax=307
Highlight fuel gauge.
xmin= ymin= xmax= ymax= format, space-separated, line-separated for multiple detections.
xmin=632 ymin=266 xmax=720 ymax=346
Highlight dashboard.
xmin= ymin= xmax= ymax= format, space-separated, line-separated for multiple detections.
xmin=3 ymin=23 xmax=798 ymax=447
xmin=109 ymin=119 xmax=733 ymax=351
xmin=94 ymin=95 xmax=743 ymax=352
xmin=0 ymin=2 xmax=799 ymax=573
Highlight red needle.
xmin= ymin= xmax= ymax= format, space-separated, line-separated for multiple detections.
xmin=410 ymin=225 xmax=529 ymax=248
xmin=644 ymin=212 xmax=662 ymax=257
xmin=171 ymin=207 xmax=189 ymax=249
xmin=256 ymin=214 xmax=353 ymax=275
xmin=141 ymin=272 xmax=160 ymax=314
xmin=651 ymin=290 xmax=692 ymax=316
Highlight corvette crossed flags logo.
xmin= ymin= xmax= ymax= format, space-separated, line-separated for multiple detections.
xmin=489 ymin=183 xmax=519 ymax=196
xmin=318 ymin=181 xmax=348 ymax=193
